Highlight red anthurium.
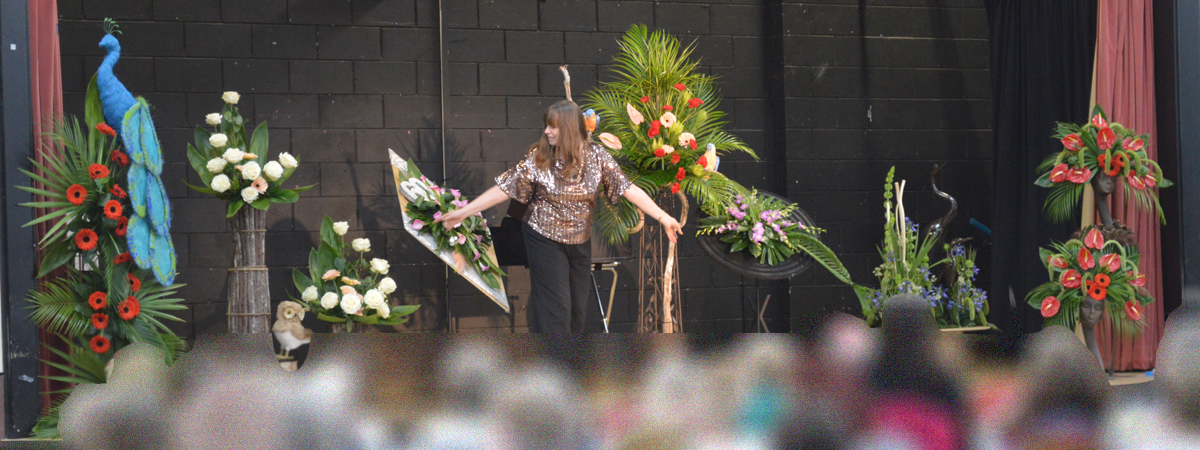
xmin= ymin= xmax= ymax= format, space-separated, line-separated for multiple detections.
xmin=1040 ymin=296 xmax=1060 ymax=318
xmin=1061 ymin=270 xmax=1082 ymax=289
xmin=1099 ymin=253 xmax=1121 ymax=273
xmin=1067 ymin=167 xmax=1090 ymax=184
xmin=1091 ymin=114 xmax=1108 ymax=129
xmin=1127 ymin=173 xmax=1146 ymax=190
xmin=1084 ymin=228 xmax=1105 ymax=249
xmin=1048 ymin=254 xmax=1068 ymax=270
xmin=1096 ymin=127 xmax=1116 ymax=150
xmin=1143 ymin=173 xmax=1157 ymax=188
xmin=1078 ymin=247 xmax=1095 ymax=271
xmin=1125 ymin=301 xmax=1142 ymax=321
xmin=1122 ymin=137 xmax=1145 ymax=151
xmin=670 ymin=182 xmax=681 ymax=194
xmin=1061 ymin=134 xmax=1084 ymax=151
xmin=1130 ymin=274 xmax=1147 ymax=287
xmin=688 ymin=98 xmax=703 ymax=108
xmin=1049 ymin=164 xmax=1069 ymax=183
xmin=673 ymin=83 xmax=686 ymax=91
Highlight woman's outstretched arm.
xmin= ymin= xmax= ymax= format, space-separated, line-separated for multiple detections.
xmin=623 ymin=185 xmax=683 ymax=243
xmin=432 ymin=185 xmax=510 ymax=229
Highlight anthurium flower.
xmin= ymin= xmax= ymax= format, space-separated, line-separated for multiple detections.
xmin=626 ymin=103 xmax=644 ymax=126
xmin=1092 ymin=114 xmax=1108 ymax=128
xmin=1130 ymin=273 xmax=1147 ymax=287
xmin=1143 ymin=173 xmax=1157 ymax=188
xmin=599 ymin=132 xmax=622 ymax=150
xmin=1125 ymin=301 xmax=1142 ymax=321
xmin=1078 ymin=247 xmax=1095 ymax=270
xmin=1067 ymin=167 xmax=1091 ymax=184
xmin=1061 ymin=270 xmax=1082 ymax=289
xmin=1084 ymin=228 xmax=1105 ymax=249
xmin=1040 ymin=296 xmax=1060 ymax=318
xmin=1122 ymin=137 xmax=1145 ymax=151
xmin=1099 ymin=253 xmax=1121 ymax=273
xmin=1061 ymin=134 xmax=1084 ymax=151
xmin=1049 ymin=164 xmax=1069 ymax=183
xmin=1127 ymin=172 xmax=1146 ymax=189
xmin=1096 ymin=127 xmax=1116 ymax=149
xmin=1048 ymin=254 xmax=1068 ymax=269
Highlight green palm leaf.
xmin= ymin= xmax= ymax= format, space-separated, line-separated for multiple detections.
xmin=26 ymin=277 xmax=91 ymax=336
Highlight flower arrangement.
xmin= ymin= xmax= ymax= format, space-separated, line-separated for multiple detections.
xmin=185 ymin=91 xmax=313 ymax=217
xmin=1025 ymin=225 xmax=1151 ymax=337
xmin=584 ymin=25 xmax=758 ymax=244
xmin=1037 ymin=105 xmax=1172 ymax=223
xmin=292 ymin=216 xmax=418 ymax=332
xmin=394 ymin=159 xmax=506 ymax=290
xmin=861 ymin=168 xmax=992 ymax=329
xmin=18 ymin=74 xmax=187 ymax=438
xmin=698 ymin=189 xmax=825 ymax=264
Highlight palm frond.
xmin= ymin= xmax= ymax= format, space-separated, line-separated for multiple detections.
xmin=1043 ymin=182 xmax=1084 ymax=223
xmin=26 ymin=277 xmax=91 ymax=336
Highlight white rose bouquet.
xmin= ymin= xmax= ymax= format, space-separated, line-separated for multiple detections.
xmin=185 ymin=92 xmax=314 ymax=217
xmin=292 ymin=215 xmax=418 ymax=331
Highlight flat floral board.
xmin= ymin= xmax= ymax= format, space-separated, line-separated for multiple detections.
xmin=388 ymin=150 xmax=509 ymax=312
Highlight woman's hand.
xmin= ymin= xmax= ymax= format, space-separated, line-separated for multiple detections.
xmin=433 ymin=208 xmax=473 ymax=229
xmin=659 ymin=214 xmax=683 ymax=243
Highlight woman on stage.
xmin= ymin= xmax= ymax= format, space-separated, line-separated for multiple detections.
xmin=435 ymin=100 xmax=682 ymax=333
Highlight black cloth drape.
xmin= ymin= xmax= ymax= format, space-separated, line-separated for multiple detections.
xmin=985 ymin=0 xmax=1097 ymax=340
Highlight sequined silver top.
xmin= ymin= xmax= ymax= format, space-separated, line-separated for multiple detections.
xmin=496 ymin=143 xmax=632 ymax=244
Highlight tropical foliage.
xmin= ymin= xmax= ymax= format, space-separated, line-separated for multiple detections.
xmin=185 ymin=91 xmax=313 ymax=218
xmin=292 ymin=216 xmax=419 ymax=332
xmin=1037 ymin=105 xmax=1172 ymax=223
xmin=17 ymin=77 xmax=187 ymax=438
xmin=1025 ymin=226 xmax=1152 ymax=338
xmin=584 ymin=25 xmax=757 ymax=245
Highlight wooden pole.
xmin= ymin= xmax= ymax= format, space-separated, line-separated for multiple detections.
xmin=227 ymin=207 xmax=271 ymax=333
xmin=660 ymin=192 xmax=688 ymax=333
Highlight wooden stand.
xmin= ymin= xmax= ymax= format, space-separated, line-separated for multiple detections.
xmin=227 ymin=207 xmax=271 ymax=333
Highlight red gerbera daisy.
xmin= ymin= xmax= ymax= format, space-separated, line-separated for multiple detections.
xmin=118 ymin=296 xmax=141 ymax=320
xmin=88 ymin=291 xmax=107 ymax=310
xmin=1087 ymin=283 xmax=1107 ymax=301
xmin=96 ymin=123 xmax=116 ymax=137
xmin=66 ymin=184 xmax=87 ymax=206
xmin=670 ymin=153 xmax=680 ymax=164
xmin=115 ymin=216 xmax=129 ymax=237
xmin=75 ymin=229 xmax=98 ymax=251
xmin=676 ymin=167 xmax=686 ymax=181
xmin=113 ymin=252 xmax=131 ymax=265
xmin=670 ymin=182 xmax=681 ymax=194
xmin=90 ymin=335 xmax=111 ymax=354
xmin=88 ymin=164 xmax=110 ymax=179
xmin=111 ymin=149 xmax=129 ymax=166
xmin=110 ymin=184 xmax=127 ymax=199
xmin=91 ymin=313 xmax=109 ymax=330
xmin=104 ymin=200 xmax=123 ymax=219
xmin=127 ymin=273 xmax=141 ymax=293
xmin=1094 ymin=273 xmax=1111 ymax=288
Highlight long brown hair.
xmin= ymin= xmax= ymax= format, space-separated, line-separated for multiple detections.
xmin=530 ymin=100 xmax=588 ymax=178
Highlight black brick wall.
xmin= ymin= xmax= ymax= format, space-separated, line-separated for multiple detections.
xmin=57 ymin=0 xmax=991 ymax=338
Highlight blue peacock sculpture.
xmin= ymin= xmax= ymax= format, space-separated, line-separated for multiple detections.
xmin=96 ymin=20 xmax=176 ymax=285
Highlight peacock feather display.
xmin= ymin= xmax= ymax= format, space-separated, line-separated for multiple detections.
xmin=96 ymin=19 xmax=176 ymax=285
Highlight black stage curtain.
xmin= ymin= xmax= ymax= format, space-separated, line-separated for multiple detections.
xmin=985 ymin=0 xmax=1097 ymax=341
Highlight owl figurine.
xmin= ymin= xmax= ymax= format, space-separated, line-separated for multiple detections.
xmin=272 ymin=301 xmax=312 ymax=362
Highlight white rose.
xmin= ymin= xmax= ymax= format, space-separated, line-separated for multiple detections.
xmin=209 ymin=133 xmax=228 ymax=148
xmin=378 ymin=277 xmax=397 ymax=295
xmin=206 ymin=157 xmax=227 ymax=173
xmin=210 ymin=174 xmax=231 ymax=193
xmin=377 ymin=304 xmax=390 ymax=319
xmin=302 ymin=286 xmax=319 ymax=302
xmin=205 ymin=113 xmax=222 ymax=126
xmin=241 ymin=186 xmax=259 ymax=203
xmin=223 ymin=147 xmax=244 ymax=163
xmin=363 ymin=289 xmax=386 ymax=310
xmin=222 ymin=91 xmax=240 ymax=104
xmin=333 ymin=221 xmax=349 ymax=236
xmin=320 ymin=292 xmax=339 ymax=309
xmin=352 ymin=238 xmax=370 ymax=252
xmin=240 ymin=161 xmax=261 ymax=180
xmin=340 ymin=293 xmax=363 ymax=315
xmin=279 ymin=152 xmax=298 ymax=169
xmin=370 ymin=258 xmax=389 ymax=274
xmin=263 ymin=161 xmax=284 ymax=181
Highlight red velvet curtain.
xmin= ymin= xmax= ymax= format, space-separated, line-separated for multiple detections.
xmin=28 ymin=0 xmax=69 ymax=409
xmin=1093 ymin=0 xmax=1162 ymax=371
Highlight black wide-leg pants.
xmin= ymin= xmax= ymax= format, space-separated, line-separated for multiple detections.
xmin=522 ymin=222 xmax=591 ymax=333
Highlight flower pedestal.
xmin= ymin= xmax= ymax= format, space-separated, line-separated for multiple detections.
xmin=636 ymin=191 xmax=686 ymax=333
xmin=227 ymin=207 xmax=271 ymax=333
